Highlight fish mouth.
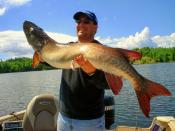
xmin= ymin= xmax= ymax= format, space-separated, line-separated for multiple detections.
xmin=23 ymin=20 xmax=43 ymax=35
xmin=23 ymin=20 xmax=45 ymax=52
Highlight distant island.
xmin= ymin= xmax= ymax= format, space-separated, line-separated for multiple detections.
xmin=1 ymin=47 xmax=175 ymax=73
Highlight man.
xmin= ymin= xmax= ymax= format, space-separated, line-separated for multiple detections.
xmin=57 ymin=11 xmax=109 ymax=131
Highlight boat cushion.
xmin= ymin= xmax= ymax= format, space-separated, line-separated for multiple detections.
xmin=23 ymin=94 xmax=59 ymax=131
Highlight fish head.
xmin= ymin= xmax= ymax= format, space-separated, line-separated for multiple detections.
xmin=23 ymin=20 xmax=48 ymax=52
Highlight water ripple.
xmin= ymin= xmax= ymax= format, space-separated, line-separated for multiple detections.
xmin=0 ymin=63 xmax=175 ymax=128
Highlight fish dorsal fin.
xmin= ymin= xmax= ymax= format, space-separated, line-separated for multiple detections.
xmin=118 ymin=48 xmax=142 ymax=61
xmin=104 ymin=72 xmax=123 ymax=95
xmin=32 ymin=51 xmax=40 ymax=68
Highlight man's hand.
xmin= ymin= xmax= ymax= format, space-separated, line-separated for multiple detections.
xmin=74 ymin=54 xmax=96 ymax=75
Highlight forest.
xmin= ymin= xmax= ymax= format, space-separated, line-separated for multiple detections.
xmin=0 ymin=57 xmax=54 ymax=73
xmin=133 ymin=47 xmax=175 ymax=64
xmin=1 ymin=47 xmax=175 ymax=73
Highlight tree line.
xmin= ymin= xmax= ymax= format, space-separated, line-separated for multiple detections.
xmin=133 ymin=47 xmax=175 ymax=64
xmin=0 ymin=57 xmax=55 ymax=73
xmin=0 ymin=47 xmax=175 ymax=73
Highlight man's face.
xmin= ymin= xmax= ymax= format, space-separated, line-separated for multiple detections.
xmin=76 ymin=16 xmax=97 ymax=40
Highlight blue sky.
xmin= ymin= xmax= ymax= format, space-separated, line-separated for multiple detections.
xmin=0 ymin=0 xmax=175 ymax=60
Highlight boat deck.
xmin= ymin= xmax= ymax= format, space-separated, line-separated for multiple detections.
xmin=0 ymin=110 xmax=150 ymax=131
xmin=0 ymin=110 xmax=175 ymax=131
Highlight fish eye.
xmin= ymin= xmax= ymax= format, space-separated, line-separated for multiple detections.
xmin=29 ymin=27 xmax=34 ymax=32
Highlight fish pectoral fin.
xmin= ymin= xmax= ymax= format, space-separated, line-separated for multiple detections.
xmin=32 ymin=51 xmax=40 ymax=68
xmin=119 ymin=48 xmax=142 ymax=61
xmin=104 ymin=72 xmax=123 ymax=95
xmin=135 ymin=78 xmax=172 ymax=118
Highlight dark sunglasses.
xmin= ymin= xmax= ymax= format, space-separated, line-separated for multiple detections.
xmin=75 ymin=20 xmax=92 ymax=24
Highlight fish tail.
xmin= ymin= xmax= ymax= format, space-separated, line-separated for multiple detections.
xmin=135 ymin=78 xmax=172 ymax=117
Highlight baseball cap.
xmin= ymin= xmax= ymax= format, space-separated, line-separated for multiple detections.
xmin=73 ymin=11 xmax=98 ymax=25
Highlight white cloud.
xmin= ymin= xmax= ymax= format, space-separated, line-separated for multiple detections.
xmin=0 ymin=30 xmax=33 ymax=59
xmin=0 ymin=0 xmax=31 ymax=15
xmin=152 ymin=33 xmax=175 ymax=48
xmin=46 ymin=32 xmax=76 ymax=43
xmin=3 ymin=0 xmax=31 ymax=6
xmin=0 ymin=30 xmax=76 ymax=60
xmin=0 ymin=6 xmax=6 ymax=15
xmin=99 ymin=27 xmax=157 ymax=49
xmin=0 ymin=27 xmax=175 ymax=60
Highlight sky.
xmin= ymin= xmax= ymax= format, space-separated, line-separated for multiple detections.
xmin=0 ymin=0 xmax=175 ymax=60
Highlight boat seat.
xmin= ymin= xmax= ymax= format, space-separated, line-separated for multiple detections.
xmin=151 ymin=123 xmax=165 ymax=131
xmin=23 ymin=94 xmax=59 ymax=131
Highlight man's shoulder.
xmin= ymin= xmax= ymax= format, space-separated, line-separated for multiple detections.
xmin=68 ymin=40 xmax=101 ymax=44
xmin=92 ymin=40 xmax=103 ymax=45
xmin=92 ymin=39 xmax=98 ymax=43
xmin=68 ymin=41 xmax=77 ymax=44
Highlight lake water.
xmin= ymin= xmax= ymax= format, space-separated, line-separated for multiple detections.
xmin=0 ymin=62 xmax=175 ymax=128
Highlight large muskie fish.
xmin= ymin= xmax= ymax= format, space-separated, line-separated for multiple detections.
xmin=23 ymin=21 xmax=171 ymax=117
